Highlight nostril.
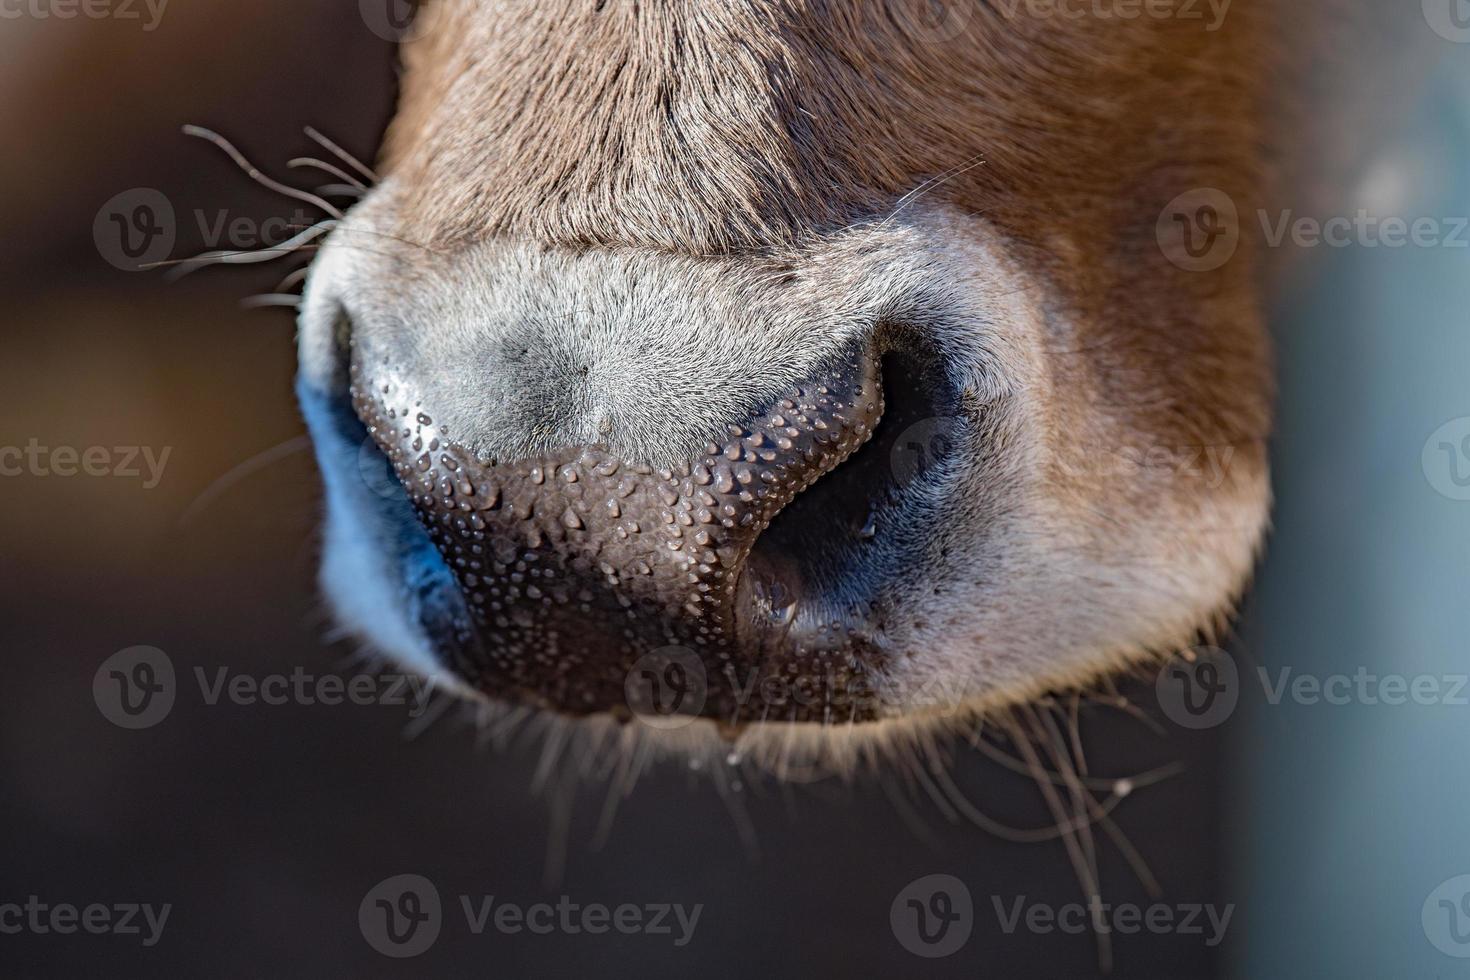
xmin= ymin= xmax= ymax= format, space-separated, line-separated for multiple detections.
xmin=741 ymin=347 xmax=961 ymax=651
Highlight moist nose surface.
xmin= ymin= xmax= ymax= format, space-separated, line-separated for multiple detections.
xmin=353 ymin=351 xmax=885 ymax=721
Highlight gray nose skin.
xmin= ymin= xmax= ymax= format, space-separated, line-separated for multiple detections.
xmin=353 ymin=349 xmax=887 ymax=724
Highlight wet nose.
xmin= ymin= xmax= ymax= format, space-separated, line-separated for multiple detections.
xmin=352 ymin=349 xmax=886 ymax=723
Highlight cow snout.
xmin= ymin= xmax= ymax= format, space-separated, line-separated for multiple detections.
xmin=352 ymin=347 xmax=894 ymax=723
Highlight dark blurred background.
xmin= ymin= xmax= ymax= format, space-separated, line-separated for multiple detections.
xmin=2 ymin=3 xmax=1466 ymax=978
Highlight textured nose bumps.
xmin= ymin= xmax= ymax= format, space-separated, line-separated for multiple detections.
xmin=353 ymin=352 xmax=886 ymax=723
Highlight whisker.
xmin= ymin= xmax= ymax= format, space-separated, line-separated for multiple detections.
xmin=275 ymin=267 xmax=310 ymax=292
xmin=1068 ymin=693 xmax=1088 ymax=778
xmin=542 ymin=766 xmax=577 ymax=890
xmin=590 ymin=741 xmax=636 ymax=850
xmin=861 ymin=153 xmax=988 ymax=242
xmin=878 ymin=768 xmax=942 ymax=848
xmin=531 ymin=720 xmax=570 ymax=795
xmin=1009 ymin=706 xmax=1112 ymax=972
xmin=1030 ymin=705 xmax=1111 ymax=972
xmin=240 ymin=293 xmax=303 ymax=310
xmin=708 ymin=757 xmax=761 ymax=859
xmin=182 ymin=124 xmax=344 ymax=219
xmin=151 ymin=221 xmax=337 ymax=280
xmin=288 ymin=156 xmax=368 ymax=190
xmin=315 ymin=183 xmax=367 ymax=199
xmin=1096 ymin=809 xmax=1163 ymax=900
xmin=965 ymin=723 xmax=1183 ymax=793
xmin=304 ymin=125 xmax=380 ymax=183
xmin=402 ymin=690 xmax=456 ymax=740
xmin=175 ymin=435 xmax=313 ymax=527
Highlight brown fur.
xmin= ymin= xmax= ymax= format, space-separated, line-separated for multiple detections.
xmin=383 ymin=0 xmax=1274 ymax=523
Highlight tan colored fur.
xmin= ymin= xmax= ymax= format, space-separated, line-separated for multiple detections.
xmin=384 ymin=0 xmax=1273 ymax=510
